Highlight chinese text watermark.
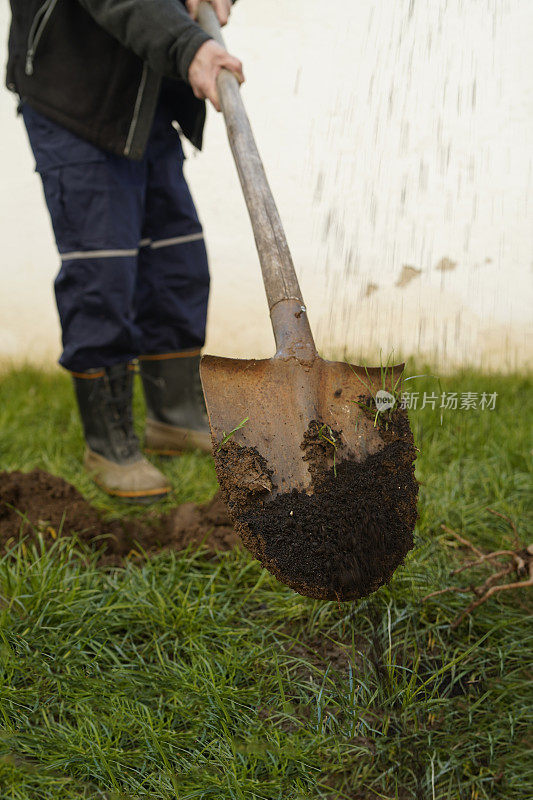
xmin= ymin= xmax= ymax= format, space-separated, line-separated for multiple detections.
xmin=399 ymin=391 xmax=498 ymax=411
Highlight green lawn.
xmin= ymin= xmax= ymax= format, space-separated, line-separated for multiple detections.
xmin=0 ymin=365 xmax=531 ymax=799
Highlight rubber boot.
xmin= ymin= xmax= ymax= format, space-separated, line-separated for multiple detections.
xmin=140 ymin=352 xmax=212 ymax=455
xmin=73 ymin=363 xmax=171 ymax=502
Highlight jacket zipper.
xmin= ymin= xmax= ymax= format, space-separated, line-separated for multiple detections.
xmin=123 ymin=62 xmax=148 ymax=157
xmin=25 ymin=0 xmax=59 ymax=76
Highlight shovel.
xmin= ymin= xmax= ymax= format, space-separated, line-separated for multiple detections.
xmin=197 ymin=3 xmax=418 ymax=601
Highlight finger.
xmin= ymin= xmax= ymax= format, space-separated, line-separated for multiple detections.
xmin=213 ymin=0 xmax=230 ymax=26
xmin=186 ymin=0 xmax=200 ymax=19
xmin=221 ymin=54 xmax=245 ymax=84
xmin=206 ymin=81 xmax=221 ymax=112
xmin=191 ymin=83 xmax=206 ymax=102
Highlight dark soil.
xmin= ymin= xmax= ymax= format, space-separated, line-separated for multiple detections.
xmin=215 ymin=409 xmax=418 ymax=601
xmin=0 ymin=469 xmax=239 ymax=564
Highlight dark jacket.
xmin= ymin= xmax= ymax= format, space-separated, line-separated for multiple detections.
xmin=6 ymin=0 xmax=217 ymax=159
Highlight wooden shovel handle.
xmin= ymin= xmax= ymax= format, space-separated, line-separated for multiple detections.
xmin=196 ymin=2 xmax=317 ymax=360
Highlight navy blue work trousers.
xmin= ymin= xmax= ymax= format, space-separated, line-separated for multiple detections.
xmin=22 ymin=100 xmax=210 ymax=372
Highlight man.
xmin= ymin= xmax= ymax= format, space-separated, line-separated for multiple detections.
xmin=6 ymin=0 xmax=244 ymax=502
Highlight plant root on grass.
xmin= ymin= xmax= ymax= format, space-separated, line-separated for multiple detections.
xmin=424 ymin=516 xmax=533 ymax=628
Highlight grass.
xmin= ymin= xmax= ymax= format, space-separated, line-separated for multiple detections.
xmin=317 ymin=424 xmax=338 ymax=476
xmin=217 ymin=418 xmax=250 ymax=452
xmin=0 ymin=364 xmax=532 ymax=799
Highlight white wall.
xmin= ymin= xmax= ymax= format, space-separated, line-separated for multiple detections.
xmin=1 ymin=0 xmax=532 ymax=372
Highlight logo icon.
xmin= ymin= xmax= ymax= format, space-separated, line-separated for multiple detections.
xmin=375 ymin=389 xmax=396 ymax=412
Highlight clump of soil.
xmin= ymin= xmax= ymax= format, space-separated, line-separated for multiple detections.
xmin=215 ymin=409 xmax=418 ymax=601
xmin=211 ymin=441 xmax=273 ymax=511
xmin=301 ymin=421 xmax=342 ymax=481
xmin=0 ymin=469 xmax=239 ymax=564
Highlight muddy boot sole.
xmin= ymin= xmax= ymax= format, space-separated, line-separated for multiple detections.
xmin=144 ymin=418 xmax=212 ymax=456
xmin=84 ymin=448 xmax=171 ymax=503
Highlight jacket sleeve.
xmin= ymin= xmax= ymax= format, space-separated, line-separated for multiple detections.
xmin=76 ymin=0 xmax=213 ymax=81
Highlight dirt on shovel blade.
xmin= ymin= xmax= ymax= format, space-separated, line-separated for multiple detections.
xmin=214 ymin=405 xmax=419 ymax=601
xmin=0 ymin=469 xmax=239 ymax=564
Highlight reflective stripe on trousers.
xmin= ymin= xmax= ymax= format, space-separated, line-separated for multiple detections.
xmin=22 ymin=100 xmax=209 ymax=371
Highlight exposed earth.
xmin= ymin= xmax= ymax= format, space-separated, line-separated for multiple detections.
xmin=0 ymin=469 xmax=239 ymax=565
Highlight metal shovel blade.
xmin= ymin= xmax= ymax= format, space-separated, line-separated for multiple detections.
xmin=196 ymin=4 xmax=419 ymax=601
xmin=201 ymin=355 xmax=419 ymax=601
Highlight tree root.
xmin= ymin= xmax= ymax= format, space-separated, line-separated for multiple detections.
xmin=424 ymin=515 xmax=532 ymax=628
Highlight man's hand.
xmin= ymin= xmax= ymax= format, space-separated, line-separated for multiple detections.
xmin=186 ymin=0 xmax=232 ymax=27
xmin=188 ymin=40 xmax=244 ymax=111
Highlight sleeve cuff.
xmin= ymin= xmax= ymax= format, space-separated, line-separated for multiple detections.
xmin=178 ymin=29 xmax=213 ymax=82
